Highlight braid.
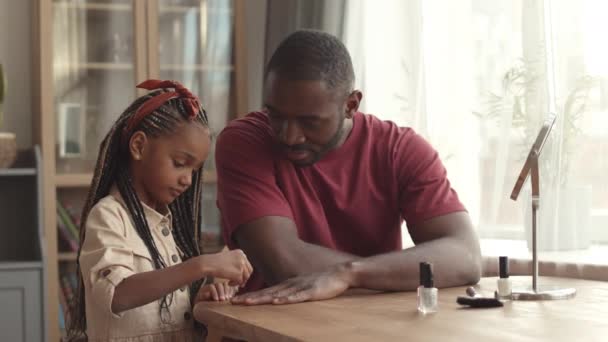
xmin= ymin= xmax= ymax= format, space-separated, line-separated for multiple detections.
xmin=68 ymin=88 xmax=209 ymax=340
xmin=116 ymin=169 xmax=175 ymax=318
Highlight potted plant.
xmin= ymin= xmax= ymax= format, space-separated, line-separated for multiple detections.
xmin=0 ymin=63 xmax=17 ymax=169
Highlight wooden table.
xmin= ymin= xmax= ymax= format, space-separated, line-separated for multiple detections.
xmin=194 ymin=277 xmax=608 ymax=341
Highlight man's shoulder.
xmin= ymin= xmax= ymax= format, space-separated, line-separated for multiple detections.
xmin=216 ymin=111 xmax=277 ymax=165
xmin=356 ymin=112 xmax=416 ymax=144
xmin=225 ymin=111 xmax=270 ymax=128
xmin=218 ymin=111 xmax=274 ymax=146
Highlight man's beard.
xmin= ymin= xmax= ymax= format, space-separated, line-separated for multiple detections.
xmin=287 ymin=115 xmax=346 ymax=167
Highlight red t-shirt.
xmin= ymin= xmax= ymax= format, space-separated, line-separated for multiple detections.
xmin=215 ymin=111 xmax=465 ymax=291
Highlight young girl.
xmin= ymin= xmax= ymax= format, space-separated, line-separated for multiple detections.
xmin=68 ymin=80 xmax=252 ymax=341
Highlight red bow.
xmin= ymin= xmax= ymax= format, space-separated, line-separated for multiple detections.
xmin=124 ymin=80 xmax=202 ymax=139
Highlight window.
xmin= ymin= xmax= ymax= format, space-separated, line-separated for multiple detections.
xmin=344 ymin=0 xmax=608 ymax=255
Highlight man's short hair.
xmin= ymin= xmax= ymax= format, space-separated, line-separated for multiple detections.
xmin=266 ymin=30 xmax=355 ymax=94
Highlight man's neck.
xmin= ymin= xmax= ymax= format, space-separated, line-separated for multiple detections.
xmin=333 ymin=116 xmax=354 ymax=150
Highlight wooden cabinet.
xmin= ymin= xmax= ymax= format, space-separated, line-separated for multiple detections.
xmin=32 ymin=1 xmax=247 ymax=340
xmin=0 ymin=148 xmax=46 ymax=342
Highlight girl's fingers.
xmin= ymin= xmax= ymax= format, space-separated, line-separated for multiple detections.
xmin=210 ymin=284 xmax=219 ymax=301
xmin=226 ymin=285 xmax=237 ymax=299
xmin=245 ymin=262 xmax=253 ymax=280
xmin=216 ymin=283 xmax=226 ymax=301
xmin=196 ymin=288 xmax=207 ymax=302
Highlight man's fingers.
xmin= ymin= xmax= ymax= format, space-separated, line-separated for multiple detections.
xmin=232 ymin=281 xmax=293 ymax=304
xmin=234 ymin=292 xmax=275 ymax=305
xmin=271 ymin=284 xmax=305 ymax=299
xmin=273 ymin=289 xmax=312 ymax=305
xmin=233 ymin=284 xmax=303 ymax=305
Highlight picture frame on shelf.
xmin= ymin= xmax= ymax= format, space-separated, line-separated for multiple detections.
xmin=57 ymin=102 xmax=86 ymax=159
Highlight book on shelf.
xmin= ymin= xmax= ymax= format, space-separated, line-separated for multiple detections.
xmin=64 ymin=202 xmax=82 ymax=228
xmin=58 ymin=267 xmax=79 ymax=332
xmin=58 ymin=287 xmax=68 ymax=330
xmin=60 ymin=274 xmax=76 ymax=316
xmin=57 ymin=199 xmax=80 ymax=242
xmin=57 ymin=218 xmax=79 ymax=252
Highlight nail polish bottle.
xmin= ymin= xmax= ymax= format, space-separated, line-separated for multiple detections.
xmin=497 ymin=256 xmax=511 ymax=298
xmin=417 ymin=262 xmax=438 ymax=313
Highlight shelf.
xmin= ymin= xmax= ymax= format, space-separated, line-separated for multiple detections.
xmin=55 ymin=170 xmax=216 ymax=188
xmin=53 ymin=62 xmax=133 ymax=71
xmin=159 ymin=5 xmax=233 ymax=15
xmin=0 ymin=150 xmax=38 ymax=176
xmin=53 ymin=2 xmax=132 ymax=12
xmin=58 ymin=252 xmax=78 ymax=262
xmin=159 ymin=64 xmax=234 ymax=72
xmin=0 ymin=261 xmax=44 ymax=270
xmin=56 ymin=173 xmax=93 ymax=188
xmin=0 ymin=168 xmax=36 ymax=176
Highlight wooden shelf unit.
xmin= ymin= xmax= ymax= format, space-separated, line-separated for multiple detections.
xmin=0 ymin=147 xmax=46 ymax=342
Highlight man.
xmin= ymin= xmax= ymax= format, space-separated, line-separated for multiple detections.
xmin=215 ymin=30 xmax=481 ymax=305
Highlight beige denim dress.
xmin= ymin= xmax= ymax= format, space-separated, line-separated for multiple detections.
xmin=79 ymin=188 xmax=200 ymax=341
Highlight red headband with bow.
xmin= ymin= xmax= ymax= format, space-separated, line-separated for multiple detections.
xmin=123 ymin=79 xmax=202 ymax=142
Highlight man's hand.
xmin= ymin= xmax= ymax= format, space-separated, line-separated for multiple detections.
xmin=231 ymin=264 xmax=353 ymax=305
xmin=196 ymin=282 xmax=239 ymax=302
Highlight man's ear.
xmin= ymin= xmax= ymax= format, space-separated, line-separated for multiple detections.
xmin=345 ymin=90 xmax=363 ymax=118
xmin=129 ymin=131 xmax=147 ymax=161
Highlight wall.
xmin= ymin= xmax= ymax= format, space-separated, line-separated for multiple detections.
xmin=0 ymin=0 xmax=33 ymax=148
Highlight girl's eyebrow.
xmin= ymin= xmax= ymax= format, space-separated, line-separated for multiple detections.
xmin=175 ymin=150 xmax=205 ymax=169
xmin=175 ymin=150 xmax=196 ymax=159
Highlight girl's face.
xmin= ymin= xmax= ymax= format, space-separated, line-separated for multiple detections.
xmin=129 ymin=122 xmax=210 ymax=210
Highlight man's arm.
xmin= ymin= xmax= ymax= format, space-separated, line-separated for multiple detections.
xmin=348 ymin=211 xmax=481 ymax=290
xmin=234 ymin=216 xmax=358 ymax=286
xmin=232 ymin=211 xmax=481 ymax=305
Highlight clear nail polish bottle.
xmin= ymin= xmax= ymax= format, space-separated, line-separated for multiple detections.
xmin=417 ymin=262 xmax=438 ymax=313
xmin=497 ymin=256 xmax=512 ymax=298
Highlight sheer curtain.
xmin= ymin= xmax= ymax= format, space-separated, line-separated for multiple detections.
xmin=343 ymin=0 xmax=608 ymax=256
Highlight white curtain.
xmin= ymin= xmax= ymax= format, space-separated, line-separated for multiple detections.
xmin=344 ymin=0 xmax=608 ymax=253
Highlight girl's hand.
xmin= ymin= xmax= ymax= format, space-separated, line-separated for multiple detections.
xmin=196 ymin=282 xmax=239 ymax=302
xmin=199 ymin=249 xmax=253 ymax=286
